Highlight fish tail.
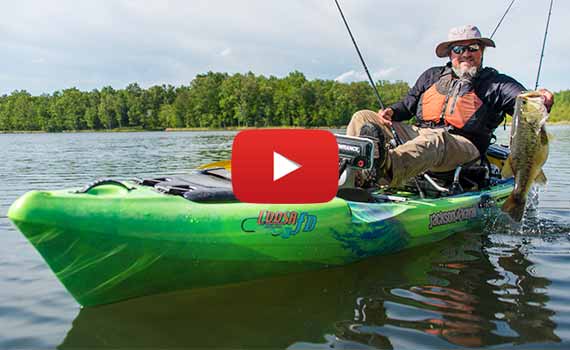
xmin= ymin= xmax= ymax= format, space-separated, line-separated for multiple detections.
xmin=501 ymin=194 xmax=526 ymax=222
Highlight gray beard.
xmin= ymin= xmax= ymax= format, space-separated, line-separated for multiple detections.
xmin=452 ymin=65 xmax=480 ymax=80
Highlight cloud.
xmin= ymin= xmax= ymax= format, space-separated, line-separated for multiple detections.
xmin=335 ymin=67 xmax=398 ymax=83
xmin=375 ymin=67 xmax=397 ymax=79
xmin=219 ymin=48 xmax=232 ymax=57
xmin=0 ymin=0 xmax=568 ymax=94
xmin=334 ymin=70 xmax=357 ymax=83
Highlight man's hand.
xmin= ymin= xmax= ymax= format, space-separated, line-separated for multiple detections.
xmin=538 ymin=88 xmax=554 ymax=112
xmin=377 ymin=108 xmax=394 ymax=126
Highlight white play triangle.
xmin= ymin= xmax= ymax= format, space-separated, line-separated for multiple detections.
xmin=273 ymin=151 xmax=301 ymax=181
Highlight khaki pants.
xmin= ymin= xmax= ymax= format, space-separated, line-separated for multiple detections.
xmin=346 ymin=110 xmax=480 ymax=187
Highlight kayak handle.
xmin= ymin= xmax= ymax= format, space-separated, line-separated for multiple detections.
xmin=76 ymin=179 xmax=135 ymax=193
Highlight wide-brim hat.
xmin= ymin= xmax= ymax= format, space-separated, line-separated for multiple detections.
xmin=435 ymin=25 xmax=495 ymax=58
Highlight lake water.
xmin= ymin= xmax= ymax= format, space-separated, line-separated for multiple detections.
xmin=1 ymin=127 xmax=569 ymax=349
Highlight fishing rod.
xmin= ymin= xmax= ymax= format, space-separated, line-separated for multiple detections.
xmin=490 ymin=0 xmax=516 ymax=39
xmin=535 ymin=0 xmax=554 ymax=90
xmin=333 ymin=0 xmax=404 ymax=146
xmin=334 ymin=0 xmax=426 ymax=198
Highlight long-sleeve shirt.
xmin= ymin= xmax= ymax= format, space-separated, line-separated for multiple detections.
xmin=389 ymin=63 xmax=526 ymax=153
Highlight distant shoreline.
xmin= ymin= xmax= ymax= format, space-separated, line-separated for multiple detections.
xmin=164 ymin=126 xmax=334 ymax=132
xmin=1 ymin=121 xmax=568 ymax=134
xmin=0 ymin=125 xmax=344 ymax=134
xmin=0 ymin=128 xmax=155 ymax=134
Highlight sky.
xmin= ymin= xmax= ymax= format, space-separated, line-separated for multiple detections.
xmin=1 ymin=0 xmax=568 ymax=95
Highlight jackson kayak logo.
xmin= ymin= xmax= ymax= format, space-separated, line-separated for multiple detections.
xmin=241 ymin=210 xmax=317 ymax=238
xmin=429 ymin=205 xmax=478 ymax=229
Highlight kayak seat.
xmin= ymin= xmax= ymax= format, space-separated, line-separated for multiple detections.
xmin=425 ymin=164 xmax=489 ymax=193
xmin=135 ymin=168 xmax=237 ymax=203
xmin=424 ymin=144 xmax=510 ymax=194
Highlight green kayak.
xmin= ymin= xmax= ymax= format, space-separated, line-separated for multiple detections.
xmin=7 ymin=136 xmax=513 ymax=307
xmin=8 ymin=165 xmax=513 ymax=306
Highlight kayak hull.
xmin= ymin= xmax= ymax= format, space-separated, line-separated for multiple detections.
xmin=8 ymin=180 xmax=513 ymax=306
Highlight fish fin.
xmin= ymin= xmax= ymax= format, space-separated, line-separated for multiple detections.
xmin=538 ymin=128 xmax=551 ymax=146
xmin=534 ymin=169 xmax=547 ymax=185
xmin=501 ymin=157 xmax=514 ymax=179
xmin=502 ymin=194 xmax=525 ymax=222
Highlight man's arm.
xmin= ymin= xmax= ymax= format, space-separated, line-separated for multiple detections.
xmin=486 ymin=72 xmax=553 ymax=114
xmin=492 ymin=74 xmax=526 ymax=117
xmin=482 ymin=73 xmax=554 ymax=131
xmin=479 ymin=74 xmax=547 ymax=135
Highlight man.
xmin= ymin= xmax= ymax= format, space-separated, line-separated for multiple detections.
xmin=346 ymin=25 xmax=554 ymax=188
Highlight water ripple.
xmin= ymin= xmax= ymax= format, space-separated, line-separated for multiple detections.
xmin=1 ymin=128 xmax=569 ymax=349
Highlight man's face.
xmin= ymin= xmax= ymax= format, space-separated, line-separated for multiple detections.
xmin=449 ymin=40 xmax=484 ymax=74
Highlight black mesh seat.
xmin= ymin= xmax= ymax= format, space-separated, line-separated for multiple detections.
xmin=136 ymin=168 xmax=237 ymax=203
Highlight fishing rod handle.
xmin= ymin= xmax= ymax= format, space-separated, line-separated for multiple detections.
xmin=390 ymin=126 xmax=404 ymax=146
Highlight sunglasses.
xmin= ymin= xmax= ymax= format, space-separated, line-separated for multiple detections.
xmin=450 ymin=43 xmax=481 ymax=55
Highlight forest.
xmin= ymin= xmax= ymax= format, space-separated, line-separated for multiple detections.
xmin=0 ymin=71 xmax=567 ymax=132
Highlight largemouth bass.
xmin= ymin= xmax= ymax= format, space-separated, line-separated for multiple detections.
xmin=501 ymin=91 xmax=550 ymax=222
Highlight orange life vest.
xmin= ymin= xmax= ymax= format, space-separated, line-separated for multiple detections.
xmin=418 ymin=74 xmax=483 ymax=129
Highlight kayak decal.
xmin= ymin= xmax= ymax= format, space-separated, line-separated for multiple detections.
xmin=331 ymin=218 xmax=410 ymax=258
xmin=258 ymin=210 xmax=299 ymax=225
xmin=429 ymin=205 xmax=478 ymax=229
xmin=240 ymin=218 xmax=256 ymax=233
xmin=241 ymin=210 xmax=317 ymax=238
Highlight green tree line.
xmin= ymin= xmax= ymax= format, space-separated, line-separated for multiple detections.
xmin=0 ymin=71 xmax=568 ymax=132
xmin=0 ymin=71 xmax=408 ymax=132
xmin=549 ymin=90 xmax=570 ymax=122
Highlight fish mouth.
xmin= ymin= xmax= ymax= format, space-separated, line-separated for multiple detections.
xmin=518 ymin=91 xmax=546 ymax=110
xmin=519 ymin=91 xmax=543 ymax=99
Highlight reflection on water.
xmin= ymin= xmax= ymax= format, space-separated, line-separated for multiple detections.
xmin=328 ymin=233 xmax=562 ymax=349
xmin=58 ymin=231 xmax=562 ymax=349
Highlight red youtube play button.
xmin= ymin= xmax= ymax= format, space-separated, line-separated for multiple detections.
xmin=231 ymin=129 xmax=338 ymax=204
